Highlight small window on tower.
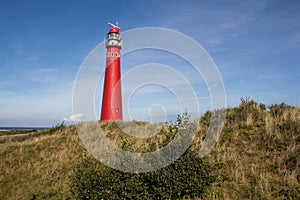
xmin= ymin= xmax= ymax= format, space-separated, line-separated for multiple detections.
xmin=115 ymin=108 xmax=119 ymax=113
xmin=111 ymin=52 xmax=114 ymax=56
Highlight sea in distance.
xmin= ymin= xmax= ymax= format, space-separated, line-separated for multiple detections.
xmin=0 ymin=127 xmax=50 ymax=131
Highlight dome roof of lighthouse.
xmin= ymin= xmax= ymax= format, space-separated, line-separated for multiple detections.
xmin=109 ymin=27 xmax=120 ymax=34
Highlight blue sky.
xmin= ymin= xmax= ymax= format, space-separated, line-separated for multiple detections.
xmin=0 ymin=0 xmax=299 ymax=126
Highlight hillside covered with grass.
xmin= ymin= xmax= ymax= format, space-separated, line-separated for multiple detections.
xmin=0 ymin=99 xmax=299 ymax=199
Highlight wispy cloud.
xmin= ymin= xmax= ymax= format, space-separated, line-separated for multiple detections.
xmin=0 ymin=90 xmax=12 ymax=96
xmin=0 ymin=80 xmax=73 ymax=126
xmin=63 ymin=113 xmax=84 ymax=122
xmin=27 ymin=68 xmax=58 ymax=83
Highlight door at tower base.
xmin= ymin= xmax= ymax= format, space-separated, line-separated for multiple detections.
xmin=100 ymin=23 xmax=123 ymax=122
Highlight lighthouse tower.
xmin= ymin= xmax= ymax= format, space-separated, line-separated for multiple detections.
xmin=100 ymin=23 xmax=123 ymax=121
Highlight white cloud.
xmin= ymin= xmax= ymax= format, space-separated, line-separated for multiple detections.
xmin=63 ymin=113 xmax=84 ymax=122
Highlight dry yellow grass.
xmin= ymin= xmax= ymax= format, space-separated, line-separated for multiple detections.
xmin=0 ymin=126 xmax=87 ymax=199
xmin=0 ymin=101 xmax=299 ymax=199
xmin=200 ymin=103 xmax=300 ymax=200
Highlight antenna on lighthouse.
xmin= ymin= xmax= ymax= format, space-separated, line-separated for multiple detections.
xmin=108 ymin=22 xmax=120 ymax=29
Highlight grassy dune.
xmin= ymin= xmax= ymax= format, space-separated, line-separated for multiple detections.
xmin=201 ymin=100 xmax=300 ymax=199
xmin=0 ymin=125 xmax=87 ymax=199
xmin=0 ymin=99 xmax=299 ymax=199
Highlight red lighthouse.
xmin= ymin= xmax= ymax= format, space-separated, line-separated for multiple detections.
xmin=100 ymin=23 xmax=123 ymax=121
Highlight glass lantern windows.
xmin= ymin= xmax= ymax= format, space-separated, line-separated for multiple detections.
xmin=107 ymin=33 xmax=120 ymax=40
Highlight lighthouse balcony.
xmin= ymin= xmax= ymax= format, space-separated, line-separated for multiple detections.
xmin=106 ymin=40 xmax=122 ymax=48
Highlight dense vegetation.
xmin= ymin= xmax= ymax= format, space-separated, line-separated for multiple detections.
xmin=0 ymin=98 xmax=299 ymax=199
xmin=70 ymin=151 xmax=214 ymax=200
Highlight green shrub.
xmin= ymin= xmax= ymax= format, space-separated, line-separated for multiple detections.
xmin=69 ymin=151 xmax=215 ymax=200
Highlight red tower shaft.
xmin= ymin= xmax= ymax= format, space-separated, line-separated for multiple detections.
xmin=100 ymin=25 xmax=123 ymax=121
